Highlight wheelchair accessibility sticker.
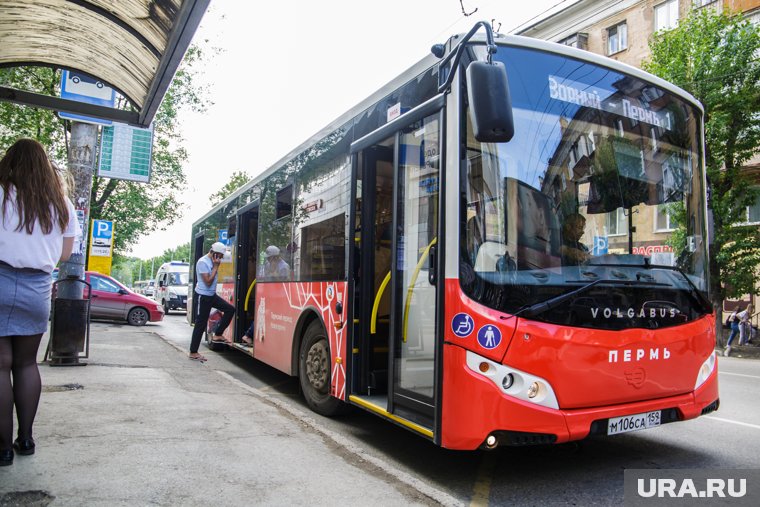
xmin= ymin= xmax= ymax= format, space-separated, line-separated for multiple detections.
xmin=477 ymin=325 xmax=502 ymax=349
xmin=451 ymin=313 xmax=474 ymax=338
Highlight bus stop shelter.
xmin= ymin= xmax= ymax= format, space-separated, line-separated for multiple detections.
xmin=0 ymin=0 xmax=210 ymax=126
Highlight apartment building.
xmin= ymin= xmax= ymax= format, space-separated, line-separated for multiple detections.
xmin=516 ymin=0 xmax=760 ymax=69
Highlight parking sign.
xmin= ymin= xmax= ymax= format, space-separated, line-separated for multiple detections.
xmin=91 ymin=220 xmax=113 ymax=257
xmin=593 ymin=236 xmax=609 ymax=256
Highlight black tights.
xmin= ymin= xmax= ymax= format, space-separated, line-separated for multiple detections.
xmin=0 ymin=333 xmax=43 ymax=451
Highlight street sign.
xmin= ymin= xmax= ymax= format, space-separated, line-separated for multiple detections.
xmin=91 ymin=219 xmax=113 ymax=256
xmin=593 ymin=236 xmax=609 ymax=256
xmin=89 ymin=219 xmax=114 ymax=275
xmin=98 ymin=122 xmax=154 ymax=183
xmin=58 ymin=70 xmax=115 ymax=125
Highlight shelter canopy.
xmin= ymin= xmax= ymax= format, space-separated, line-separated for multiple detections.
xmin=0 ymin=0 xmax=210 ymax=126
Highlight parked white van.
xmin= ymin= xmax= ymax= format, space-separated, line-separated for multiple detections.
xmin=155 ymin=261 xmax=189 ymax=313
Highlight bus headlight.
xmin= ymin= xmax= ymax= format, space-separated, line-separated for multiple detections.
xmin=466 ymin=350 xmax=559 ymax=409
xmin=694 ymin=351 xmax=717 ymax=390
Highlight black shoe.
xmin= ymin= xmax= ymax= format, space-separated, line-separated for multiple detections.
xmin=0 ymin=449 xmax=12 ymax=466
xmin=13 ymin=438 xmax=35 ymax=456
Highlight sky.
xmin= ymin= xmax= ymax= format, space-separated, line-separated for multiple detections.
xmin=129 ymin=0 xmax=573 ymax=260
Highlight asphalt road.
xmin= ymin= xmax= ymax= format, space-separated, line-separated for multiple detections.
xmin=154 ymin=313 xmax=760 ymax=506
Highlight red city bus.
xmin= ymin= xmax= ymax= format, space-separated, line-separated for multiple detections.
xmin=189 ymin=23 xmax=718 ymax=450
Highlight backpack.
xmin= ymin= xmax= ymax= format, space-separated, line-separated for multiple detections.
xmin=725 ymin=311 xmax=737 ymax=327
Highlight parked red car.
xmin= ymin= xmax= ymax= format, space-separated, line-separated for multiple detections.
xmin=53 ymin=270 xmax=164 ymax=326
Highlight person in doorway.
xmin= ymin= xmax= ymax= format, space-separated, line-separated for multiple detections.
xmin=560 ymin=213 xmax=590 ymax=266
xmin=189 ymin=242 xmax=235 ymax=361
xmin=258 ymin=245 xmax=290 ymax=281
xmin=0 ymin=139 xmax=78 ymax=466
xmin=241 ymin=320 xmax=254 ymax=345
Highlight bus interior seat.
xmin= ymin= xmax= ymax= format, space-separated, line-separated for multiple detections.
xmin=474 ymin=241 xmax=507 ymax=272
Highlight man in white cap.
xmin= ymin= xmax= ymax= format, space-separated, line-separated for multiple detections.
xmin=188 ymin=242 xmax=235 ymax=361
xmin=258 ymin=245 xmax=290 ymax=281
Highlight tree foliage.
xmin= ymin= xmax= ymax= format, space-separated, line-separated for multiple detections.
xmin=209 ymin=170 xmax=252 ymax=206
xmin=0 ymin=45 xmax=211 ymax=255
xmin=643 ymin=8 xmax=760 ymax=305
xmin=0 ymin=67 xmax=67 ymax=163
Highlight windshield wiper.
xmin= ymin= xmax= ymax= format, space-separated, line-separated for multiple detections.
xmin=515 ymin=279 xmax=669 ymax=319
xmin=587 ymin=262 xmax=712 ymax=314
xmin=641 ymin=264 xmax=713 ymax=314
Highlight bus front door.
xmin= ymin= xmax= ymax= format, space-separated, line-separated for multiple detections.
xmin=390 ymin=113 xmax=440 ymax=429
xmin=352 ymin=111 xmax=441 ymax=434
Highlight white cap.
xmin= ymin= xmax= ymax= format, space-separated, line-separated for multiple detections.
xmin=265 ymin=245 xmax=280 ymax=258
xmin=210 ymin=242 xmax=226 ymax=254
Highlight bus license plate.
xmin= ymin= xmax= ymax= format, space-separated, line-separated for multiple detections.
xmin=607 ymin=410 xmax=661 ymax=435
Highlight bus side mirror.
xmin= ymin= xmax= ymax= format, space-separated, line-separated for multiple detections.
xmin=159 ymin=280 xmax=165 ymax=287
xmin=466 ymin=60 xmax=514 ymax=143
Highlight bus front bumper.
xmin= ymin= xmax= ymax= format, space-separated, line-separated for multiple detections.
xmin=441 ymin=344 xmax=720 ymax=450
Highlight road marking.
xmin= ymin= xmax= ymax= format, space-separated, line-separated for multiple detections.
xmin=704 ymin=416 xmax=760 ymax=431
xmin=719 ymin=371 xmax=760 ymax=380
xmin=470 ymin=453 xmax=497 ymax=507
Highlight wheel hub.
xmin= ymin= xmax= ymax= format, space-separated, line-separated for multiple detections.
xmin=305 ymin=339 xmax=329 ymax=392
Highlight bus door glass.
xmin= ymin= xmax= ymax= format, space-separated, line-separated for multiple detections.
xmin=236 ymin=204 xmax=259 ymax=344
xmin=354 ymin=143 xmax=394 ymax=396
xmin=391 ymin=113 xmax=440 ymax=422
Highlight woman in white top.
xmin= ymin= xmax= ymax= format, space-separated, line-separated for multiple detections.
xmin=0 ymin=139 xmax=77 ymax=466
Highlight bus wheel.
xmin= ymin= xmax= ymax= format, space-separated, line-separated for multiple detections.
xmin=299 ymin=320 xmax=346 ymax=416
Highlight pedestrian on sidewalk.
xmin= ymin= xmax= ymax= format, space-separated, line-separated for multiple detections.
xmin=739 ymin=303 xmax=754 ymax=346
xmin=189 ymin=242 xmax=235 ymax=361
xmin=0 ymin=139 xmax=77 ymax=466
xmin=724 ymin=304 xmax=752 ymax=357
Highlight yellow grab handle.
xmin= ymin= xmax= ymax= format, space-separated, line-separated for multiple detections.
xmin=243 ymin=279 xmax=256 ymax=311
xmin=402 ymin=237 xmax=437 ymax=343
xmin=371 ymin=271 xmax=391 ymax=334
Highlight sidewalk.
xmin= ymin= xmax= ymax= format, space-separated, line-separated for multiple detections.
xmin=0 ymin=323 xmax=454 ymax=506
xmin=718 ymin=329 xmax=760 ymax=359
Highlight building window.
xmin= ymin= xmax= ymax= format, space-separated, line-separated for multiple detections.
xmin=694 ymin=0 xmax=718 ymax=7
xmin=607 ymin=22 xmax=628 ymax=55
xmin=745 ymin=191 xmax=760 ymax=224
xmin=655 ymin=0 xmax=679 ymax=32
xmin=606 ymin=208 xmax=627 ymax=236
xmin=559 ymin=33 xmax=588 ymax=50
xmin=655 ymin=205 xmax=676 ymax=232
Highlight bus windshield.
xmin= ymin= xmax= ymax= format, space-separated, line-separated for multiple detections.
xmin=460 ymin=44 xmax=709 ymax=330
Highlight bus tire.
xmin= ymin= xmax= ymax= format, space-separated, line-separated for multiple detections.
xmin=299 ymin=320 xmax=347 ymax=416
